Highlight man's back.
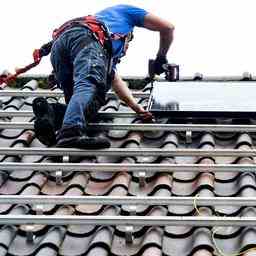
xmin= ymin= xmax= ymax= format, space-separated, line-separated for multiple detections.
xmin=95 ymin=5 xmax=148 ymax=59
xmin=95 ymin=4 xmax=147 ymax=34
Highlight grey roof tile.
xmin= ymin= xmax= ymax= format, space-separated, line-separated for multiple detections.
xmin=8 ymin=226 xmax=65 ymax=256
xmin=1 ymin=78 xmax=256 ymax=255
xmin=112 ymin=228 xmax=163 ymax=256
xmin=163 ymin=227 xmax=214 ymax=256
xmin=0 ymin=225 xmax=17 ymax=252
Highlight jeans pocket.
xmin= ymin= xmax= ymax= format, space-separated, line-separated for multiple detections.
xmin=89 ymin=47 xmax=108 ymax=89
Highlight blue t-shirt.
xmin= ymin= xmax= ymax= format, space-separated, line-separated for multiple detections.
xmin=95 ymin=5 xmax=148 ymax=69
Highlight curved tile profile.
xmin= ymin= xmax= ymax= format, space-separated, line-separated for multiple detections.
xmin=12 ymin=130 xmax=34 ymax=148
xmin=163 ymin=227 xmax=213 ymax=256
xmin=40 ymin=156 xmax=74 ymax=182
xmin=198 ymin=133 xmax=215 ymax=147
xmin=0 ymin=84 xmax=14 ymax=105
xmin=0 ymin=101 xmax=32 ymax=139
xmin=61 ymin=206 xmax=118 ymax=256
xmin=214 ymin=118 xmax=239 ymax=141
xmin=120 ymin=131 xmax=142 ymax=149
xmin=0 ymin=176 xmax=31 ymax=195
xmin=8 ymin=226 xmax=66 ymax=256
xmin=85 ymin=172 xmax=130 ymax=196
xmin=0 ymin=125 xmax=27 ymax=140
xmin=131 ymin=227 xmax=163 ymax=256
xmin=42 ymin=173 xmax=88 ymax=196
xmin=169 ymin=160 xmax=214 ymax=216
xmin=0 ymin=137 xmax=16 ymax=152
xmin=129 ymin=173 xmax=172 ymax=196
xmin=162 ymin=132 xmax=179 ymax=148
xmin=140 ymin=132 xmax=179 ymax=165
xmin=91 ymin=154 xmax=134 ymax=182
xmin=40 ymin=173 xmax=87 ymax=213
xmin=112 ymin=207 xmax=166 ymax=256
xmin=215 ymin=171 xmax=255 ymax=198
xmin=214 ymin=227 xmax=256 ymax=255
xmin=1 ymin=78 xmax=256 ymax=255
xmin=172 ymin=171 xmax=214 ymax=197
xmin=0 ymin=225 xmax=17 ymax=254
xmin=142 ymin=129 xmax=166 ymax=141
xmin=0 ymin=162 xmax=45 ymax=203
xmin=128 ymin=172 xmax=172 ymax=215
xmin=235 ymin=133 xmax=253 ymax=148
xmin=22 ymin=80 xmax=39 ymax=91
xmin=19 ymin=205 xmax=74 ymax=237
xmin=215 ymin=140 xmax=255 ymax=215
xmin=107 ymin=104 xmax=133 ymax=140
xmin=60 ymin=226 xmax=113 ymax=256
xmin=84 ymin=226 xmax=113 ymax=256
xmin=101 ymin=98 xmax=120 ymax=112
xmin=78 ymin=172 xmax=129 ymax=214
xmin=3 ymin=97 xmax=24 ymax=111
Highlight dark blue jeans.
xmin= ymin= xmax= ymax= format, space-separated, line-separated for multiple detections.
xmin=50 ymin=26 xmax=109 ymax=130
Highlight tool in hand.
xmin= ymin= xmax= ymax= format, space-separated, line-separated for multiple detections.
xmin=148 ymin=58 xmax=179 ymax=82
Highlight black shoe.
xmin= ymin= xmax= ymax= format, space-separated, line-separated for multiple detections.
xmin=32 ymin=97 xmax=56 ymax=146
xmin=56 ymin=125 xmax=111 ymax=149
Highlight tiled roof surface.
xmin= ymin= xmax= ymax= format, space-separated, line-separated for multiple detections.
xmin=0 ymin=78 xmax=255 ymax=255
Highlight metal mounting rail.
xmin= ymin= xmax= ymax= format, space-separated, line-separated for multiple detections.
xmin=1 ymin=147 xmax=256 ymax=157
xmin=0 ymin=162 xmax=255 ymax=172
xmin=0 ymin=195 xmax=256 ymax=206
xmin=0 ymin=111 xmax=137 ymax=118
xmin=90 ymin=123 xmax=256 ymax=132
xmin=1 ymin=215 xmax=256 ymax=226
xmin=2 ymin=122 xmax=256 ymax=132
xmin=0 ymin=90 xmax=149 ymax=98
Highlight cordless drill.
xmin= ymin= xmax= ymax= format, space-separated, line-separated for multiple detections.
xmin=148 ymin=59 xmax=179 ymax=81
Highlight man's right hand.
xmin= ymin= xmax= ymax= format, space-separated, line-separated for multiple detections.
xmin=154 ymin=55 xmax=168 ymax=75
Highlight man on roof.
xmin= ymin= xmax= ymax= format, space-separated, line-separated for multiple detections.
xmin=32 ymin=4 xmax=174 ymax=149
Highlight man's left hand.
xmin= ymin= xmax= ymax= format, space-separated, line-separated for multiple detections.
xmin=33 ymin=49 xmax=42 ymax=63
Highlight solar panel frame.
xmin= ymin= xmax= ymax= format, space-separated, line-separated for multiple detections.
xmin=149 ymin=81 xmax=256 ymax=118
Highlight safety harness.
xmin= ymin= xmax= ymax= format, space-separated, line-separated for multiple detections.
xmin=0 ymin=15 xmax=132 ymax=88
xmin=53 ymin=15 xmax=109 ymax=46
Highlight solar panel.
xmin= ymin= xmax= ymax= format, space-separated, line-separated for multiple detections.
xmin=149 ymin=81 xmax=256 ymax=118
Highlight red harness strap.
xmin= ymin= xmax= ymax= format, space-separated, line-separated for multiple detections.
xmin=0 ymin=61 xmax=40 ymax=88
xmin=52 ymin=15 xmax=108 ymax=46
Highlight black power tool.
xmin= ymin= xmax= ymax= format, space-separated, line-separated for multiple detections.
xmin=148 ymin=59 xmax=179 ymax=81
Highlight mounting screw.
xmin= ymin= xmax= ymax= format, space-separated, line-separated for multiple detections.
xmin=125 ymin=226 xmax=134 ymax=244
xmin=35 ymin=205 xmax=44 ymax=215
xmin=129 ymin=205 xmax=137 ymax=216
xmin=25 ymin=225 xmax=35 ymax=244
xmin=62 ymin=155 xmax=70 ymax=163
xmin=55 ymin=170 xmax=63 ymax=185
xmin=138 ymin=172 xmax=146 ymax=188
xmin=186 ymin=130 xmax=192 ymax=144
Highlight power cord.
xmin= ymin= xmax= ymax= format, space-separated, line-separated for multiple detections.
xmin=193 ymin=194 xmax=256 ymax=256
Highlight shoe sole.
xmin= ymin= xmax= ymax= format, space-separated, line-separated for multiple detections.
xmin=57 ymin=136 xmax=111 ymax=149
xmin=32 ymin=98 xmax=56 ymax=146
xmin=34 ymin=118 xmax=56 ymax=146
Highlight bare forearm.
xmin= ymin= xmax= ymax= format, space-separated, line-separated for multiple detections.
xmin=143 ymin=13 xmax=175 ymax=57
xmin=112 ymin=73 xmax=142 ymax=113
xmin=157 ymin=28 xmax=174 ymax=57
